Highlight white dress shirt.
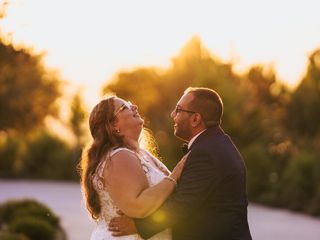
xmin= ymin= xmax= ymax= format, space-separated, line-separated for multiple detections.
xmin=188 ymin=129 xmax=206 ymax=149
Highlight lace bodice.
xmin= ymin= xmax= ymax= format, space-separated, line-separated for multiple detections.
xmin=90 ymin=148 xmax=172 ymax=240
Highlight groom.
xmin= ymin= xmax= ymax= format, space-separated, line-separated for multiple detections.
xmin=109 ymin=87 xmax=252 ymax=239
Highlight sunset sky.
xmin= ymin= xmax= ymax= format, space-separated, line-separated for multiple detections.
xmin=1 ymin=0 xmax=320 ymax=108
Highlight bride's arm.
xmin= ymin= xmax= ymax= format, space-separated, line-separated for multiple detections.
xmin=104 ymin=150 xmax=185 ymax=218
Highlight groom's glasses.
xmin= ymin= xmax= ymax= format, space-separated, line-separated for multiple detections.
xmin=174 ymin=105 xmax=197 ymax=115
xmin=114 ymin=101 xmax=133 ymax=116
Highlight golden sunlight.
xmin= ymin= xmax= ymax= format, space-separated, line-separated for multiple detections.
xmin=1 ymin=0 xmax=320 ymax=108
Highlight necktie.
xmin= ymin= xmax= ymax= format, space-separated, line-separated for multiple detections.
xmin=181 ymin=143 xmax=189 ymax=155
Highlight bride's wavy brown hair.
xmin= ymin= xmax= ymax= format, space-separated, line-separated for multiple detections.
xmin=79 ymin=96 xmax=159 ymax=220
xmin=79 ymin=96 xmax=124 ymax=220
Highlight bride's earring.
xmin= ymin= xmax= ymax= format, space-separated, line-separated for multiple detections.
xmin=114 ymin=129 xmax=120 ymax=134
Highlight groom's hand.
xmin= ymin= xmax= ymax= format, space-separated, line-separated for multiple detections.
xmin=108 ymin=211 xmax=138 ymax=236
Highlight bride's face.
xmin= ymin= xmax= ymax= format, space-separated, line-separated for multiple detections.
xmin=112 ymin=98 xmax=144 ymax=139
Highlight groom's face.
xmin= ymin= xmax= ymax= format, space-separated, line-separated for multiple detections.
xmin=171 ymin=93 xmax=194 ymax=141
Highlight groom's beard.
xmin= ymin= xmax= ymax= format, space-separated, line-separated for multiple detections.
xmin=174 ymin=120 xmax=192 ymax=142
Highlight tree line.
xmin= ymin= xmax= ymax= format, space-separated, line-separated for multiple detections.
xmin=0 ymin=35 xmax=319 ymax=216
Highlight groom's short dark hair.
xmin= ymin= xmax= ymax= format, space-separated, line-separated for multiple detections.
xmin=185 ymin=87 xmax=223 ymax=127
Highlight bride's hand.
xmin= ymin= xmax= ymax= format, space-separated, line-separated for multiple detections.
xmin=170 ymin=154 xmax=188 ymax=181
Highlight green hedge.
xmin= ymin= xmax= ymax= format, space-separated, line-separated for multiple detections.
xmin=0 ymin=131 xmax=78 ymax=181
xmin=0 ymin=199 xmax=65 ymax=240
xmin=9 ymin=217 xmax=55 ymax=240
xmin=0 ymin=231 xmax=29 ymax=240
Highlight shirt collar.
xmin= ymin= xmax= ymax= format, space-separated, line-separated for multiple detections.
xmin=188 ymin=129 xmax=206 ymax=149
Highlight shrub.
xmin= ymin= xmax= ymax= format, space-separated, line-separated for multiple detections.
xmin=0 ymin=199 xmax=65 ymax=240
xmin=8 ymin=217 xmax=55 ymax=240
xmin=0 ymin=199 xmax=59 ymax=227
xmin=0 ymin=133 xmax=23 ymax=178
xmin=21 ymin=131 xmax=74 ymax=180
xmin=307 ymin=185 xmax=320 ymax=216
xmin=243 ymin=143 xmax=273 ymax=200
xmin=0 ymin=231 xmax=29 ymax=240
xmin=279 ymin=150 xmax=318 ymax=212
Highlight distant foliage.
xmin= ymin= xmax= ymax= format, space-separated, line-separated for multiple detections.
xmin=0 ymin=36 xmax=74 ymax=181
xmin=279 ymin=150 xmax=320 ymax=214
xmin=1 ymin=34 xmax=319 ymax=216
xmin=0 ymin=130 xmax=76 ymax=180
xmin=0 ymin=133 xmax=23 ymax=178
xmin=21 ymin=130 xmax=74 ymax=180
xmin=102 ymin=38 xmax=320 ymax=216
xmin=287 ymin=49 xmax=320 ymax=137
xmin=0 ymin=38 xmax=62 ymax=133
xmin=69 ymin=91 xmax=87 ymax=145
xmin=68 ymin=91 xmax=88 ymax=179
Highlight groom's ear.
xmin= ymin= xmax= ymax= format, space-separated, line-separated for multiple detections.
xmin=190 ymin=113 xmax=202 ymax=127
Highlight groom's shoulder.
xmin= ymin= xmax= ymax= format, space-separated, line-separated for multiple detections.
xmin=192 ymin=133 xmax=237 ymax=158
xmin=197 ymin=129 xmax=229 ymax=146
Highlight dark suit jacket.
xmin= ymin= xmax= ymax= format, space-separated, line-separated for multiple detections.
xmin=134 ymin=127 xmax=252 ymax=240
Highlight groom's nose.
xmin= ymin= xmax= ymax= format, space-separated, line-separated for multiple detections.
xmin=170 ymin=109 xmax=175 ymax=118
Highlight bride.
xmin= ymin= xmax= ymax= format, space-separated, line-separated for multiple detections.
xmin=79 ymin=96 xmax=186 ymax=240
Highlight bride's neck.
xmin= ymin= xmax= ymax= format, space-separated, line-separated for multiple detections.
xmin=123 ymin=137 xmax=140 ymax=152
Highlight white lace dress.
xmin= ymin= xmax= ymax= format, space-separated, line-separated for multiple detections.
xmin=90 ymin=148 xmax=172 ymax=240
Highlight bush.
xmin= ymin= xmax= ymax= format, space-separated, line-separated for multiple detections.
xmin=0 ymin=199 xmax=64 ymax=240
xmin=0 ymin=199 xmax=59 ymax=227
xmin=0 ymin=231 xmax=29 ymax=240
xmin=0 ymin=130 xmax=78 ymax=180
xmin=243 ymin=143 xmax=273 ymax=200
xmin=0 ymin=133 xmax=23 ymax=178
xmin=279 ymin=150 xmax=319 ymax=213
xmin=21 ymin=131 xmax=75 ymax=180
xmin=8 ymin=217 xmax=55 ymax=240
xmin=307 ymin=186 xmax=320 ymax=216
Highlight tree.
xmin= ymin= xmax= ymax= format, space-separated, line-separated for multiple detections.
xmin=0 ymin=40 xmax=62 ymax=133
xmin=102 ymin=36 xmax=243 ymax=168
xmin=287 ymin=49 xmax=320 ymax=137
xmin=69 ymin=91 xmax=87 ymax=146
xmin=69 ymin=91 xmax=87 ymax=178
xmin=100 ymin=37 xmax=320 ymax=215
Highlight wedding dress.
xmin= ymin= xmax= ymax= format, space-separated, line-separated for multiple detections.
xmin=90 ymin=147 xmax=172 ymax=240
